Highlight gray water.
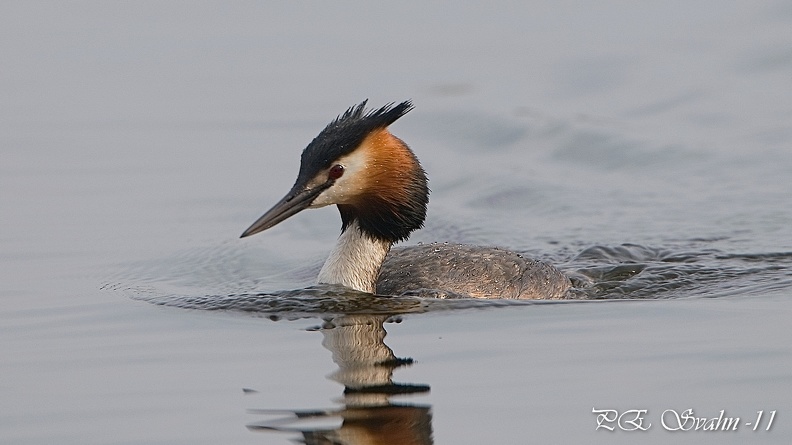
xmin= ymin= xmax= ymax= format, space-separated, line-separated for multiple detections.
xmin=2 ymin=1 xmax=792 ymax=444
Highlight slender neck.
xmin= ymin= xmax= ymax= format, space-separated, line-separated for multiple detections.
xmin=317 ymin=220 xmax=392 ymax=294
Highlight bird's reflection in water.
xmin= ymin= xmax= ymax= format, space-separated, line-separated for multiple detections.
xmin=248 ymin=314 xmax=433 ymax=444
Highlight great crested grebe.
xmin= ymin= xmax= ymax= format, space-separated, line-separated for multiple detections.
xmin=240 ymin=101 xmax=570 ymax=299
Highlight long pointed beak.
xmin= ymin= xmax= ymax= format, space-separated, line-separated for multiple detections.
xmin=240 ymin=182 xmax=329 ymax=238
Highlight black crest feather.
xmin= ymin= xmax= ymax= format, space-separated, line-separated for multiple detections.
xmin=296 ymin=100 xmax=414 ymax=185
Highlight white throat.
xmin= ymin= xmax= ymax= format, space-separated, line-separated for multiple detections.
xmin=317 ymin=220 xmax=392 ymax=294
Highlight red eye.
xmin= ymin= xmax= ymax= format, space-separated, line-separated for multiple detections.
xmin=328 ymin=164 xmax=344 ymax=180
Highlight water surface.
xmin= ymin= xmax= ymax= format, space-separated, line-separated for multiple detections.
xmin=2 ymin=2 xmax=791 ymax=444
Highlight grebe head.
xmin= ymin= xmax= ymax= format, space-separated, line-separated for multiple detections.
xmin=240 ymin=100 xmax=429 ymax=244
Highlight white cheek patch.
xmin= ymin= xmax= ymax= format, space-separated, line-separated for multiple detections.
xmin=310 ymin=188 xmax=339 ymax=208
xmin=309 ymin=148 xmax=370 ymax=208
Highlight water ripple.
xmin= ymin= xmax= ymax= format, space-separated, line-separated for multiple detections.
xmin=125 ymin=284 xmax=556 ymax=319
xmin=105 ymin=240 xmax=792 ymax=315
xmin=568 ymin=244 xmax=792 ymax=300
